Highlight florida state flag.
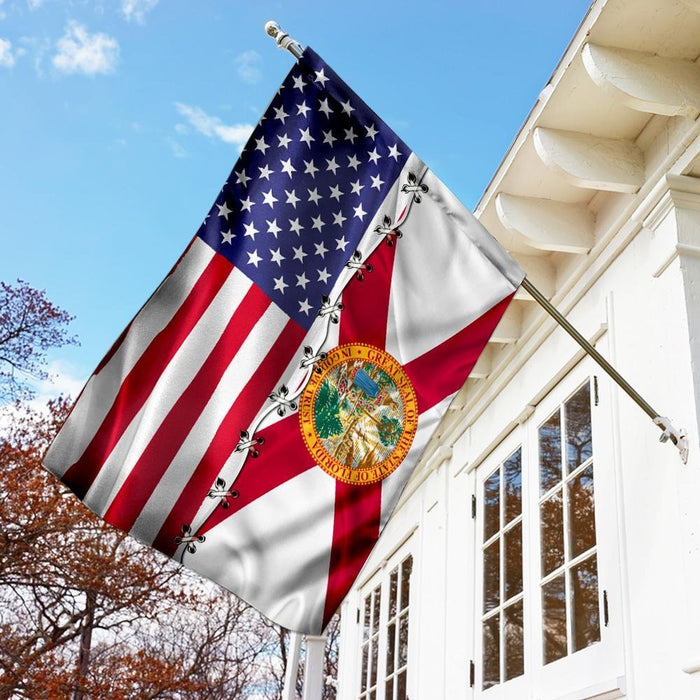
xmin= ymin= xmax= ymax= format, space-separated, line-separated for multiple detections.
xmin=44 ymin=47 xmax=524 ymax=633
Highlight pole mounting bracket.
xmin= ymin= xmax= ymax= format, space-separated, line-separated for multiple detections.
xmin=653 ymin=416 xmax=689 ymax=464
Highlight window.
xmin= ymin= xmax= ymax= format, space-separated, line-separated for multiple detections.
xmin=538 ymin=382 xmax=600 ymax=665
xmin=384 ymin=556 xmax=411 ymax=700
xmin=359 ymin=584 xmax=381 ymax=700
xmin=473 ymin=371 xmax=623 ymax=697
xmin=481 ymin=448 xmax=525 ymax=689
xmin=358 ymin=552 xmax=413 ymax=700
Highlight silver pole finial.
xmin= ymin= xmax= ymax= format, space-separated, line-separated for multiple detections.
xmin=264 ymin=20 xmax=303 ymax=60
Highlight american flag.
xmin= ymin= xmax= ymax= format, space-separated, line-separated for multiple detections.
xmin=44 ymin=48 xmax=523 ymax=634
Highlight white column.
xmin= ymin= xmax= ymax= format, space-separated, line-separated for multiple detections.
xmin=668 ymin=183 xmax=700 ymax=680
xmin=282 ymin=631 xmax=303 ymax=700
xmin=302 ymin=635 xmax=327 ymax=700
xmin=646 ymin=175 xmax=700 ymax=439
xmin=644 ymin=175 xmax=700 ymax=684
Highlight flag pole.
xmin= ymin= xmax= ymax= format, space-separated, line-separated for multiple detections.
xmin=521 ymin=277 xmax=688 ymax=463
xmin=261 ymin=21 xmax=689 ymax=466
xmin=262 ymin=23 xmax=335 ymax=700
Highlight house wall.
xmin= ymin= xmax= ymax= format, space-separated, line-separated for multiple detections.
xmin=337 ymin=186 xmax=700 ymax=700
xmin=336 ymin=0 xmax=700 ymax=696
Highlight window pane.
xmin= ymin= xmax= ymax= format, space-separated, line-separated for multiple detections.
xmin=483 ymin=539 xmax=500 ymax=613
xmin=372 ymin=586 xmax=381 ymax=635
xmin=361 ymin=644 xmax=368 ymax=691
xmin=484 ymin=469 xmax=501 ymax=541
xmin=400 ymin=556 xmax=412 ymax=611
xmin=398 ymin=612 xmax=409 ymax=666
xmin=482 ymin=613 xmax=500 ymax=690
xmin=504 ymin=600 xmax=524 ymax=681
xmin=504 ymin=448 xmax=522 ymax=524
xmin=504 ymin=522 xmax=523 ymax=600
xmin=568 ymin=463 xmax=597 ymax=558
xmin=397 ymin=670 xmax=407 ymax=700
xmin=539 ymin=411 xmax=562 ymax=495
xmin=385 ymin=677 xmax=394 ymax=700
xmin=363 ymin=596 xmax=371 ymax=642
xmin=542 ymin=574 xmax=567 ymax=665
xmin=386 ymin=621 xmax=395 ymax=675
xmin=540 ymin=490 xmax=564 ymax=576
xmin=566 ymin=383 xmax=592 ymax=472
xmin=571 ymin=555 xmax=601 ymax=652
xmin=389 ymin=568 xmax=398 ymax=619
xmin=370 ymin=637 xmax=378 ymax=687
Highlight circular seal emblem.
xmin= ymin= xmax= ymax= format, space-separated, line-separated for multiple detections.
xmin=299 ymin=343 xmax=418 ymax=485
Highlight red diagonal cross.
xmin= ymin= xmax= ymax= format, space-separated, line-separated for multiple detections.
xmin=191 ymin=240 xmax=512 ymax=629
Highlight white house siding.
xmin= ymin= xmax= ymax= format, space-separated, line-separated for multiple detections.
xmin=336 ymin=1 xmax=700 ymax=699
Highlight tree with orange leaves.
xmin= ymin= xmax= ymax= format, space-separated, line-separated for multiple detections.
xmin=0 ymin=281 xmax=339 ymax=698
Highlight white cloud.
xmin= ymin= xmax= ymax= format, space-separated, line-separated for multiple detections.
xmin=0 ymin=360 xmax=87 ymax=435
xmin=175 ymin=102 xmax=254 ymax=148
xmin=27 ymin=0 xmax=44 ymax=9
xmin=0 ymin=38 xmax=15 ymax=67
xmin=121 ymin=0 xmax=159 ymax=24
xmin=52 ymin=21 xmax=119 ymax=75
xmin=0 ymin=0 xmax=6 ymax=21
xmin=168 ymin=138 xmax=188 ymax=159
xmin=234 ymin=49 xmax=262 ymax=85
xmin=20 ymin=35 xmax=50 ymax=76
xmin=0 ymin=37 xmax=24 ymax=66
xmin=32 ymin=360 xmax=87 ymax=403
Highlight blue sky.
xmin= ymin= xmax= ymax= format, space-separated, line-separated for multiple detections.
xmin=0 ymin=0 xmax=592 ymax=397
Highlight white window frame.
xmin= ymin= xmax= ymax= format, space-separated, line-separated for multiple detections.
xmin=473 ymin=426 xmax=530 ymax=699
xmin=528 ymin=367 xmax=624 ymax=697
xmin=473 ymin=363 xmax=625 ymax=699
xmin=355 ymin=538 xmax=415 ymax=700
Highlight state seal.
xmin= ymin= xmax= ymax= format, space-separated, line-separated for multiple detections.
xmin=299 ymin=343 xmax=418 ymax=485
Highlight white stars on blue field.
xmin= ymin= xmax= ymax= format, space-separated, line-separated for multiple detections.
xmin=197 ymin=48 xmax=409 ymax=330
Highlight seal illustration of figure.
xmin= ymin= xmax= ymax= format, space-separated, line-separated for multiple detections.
xmin=299 ymin=344 xmax=418 ymax=485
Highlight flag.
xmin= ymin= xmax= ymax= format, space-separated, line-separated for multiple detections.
xmin=43 ymin=47 xmax=524 ymax=634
